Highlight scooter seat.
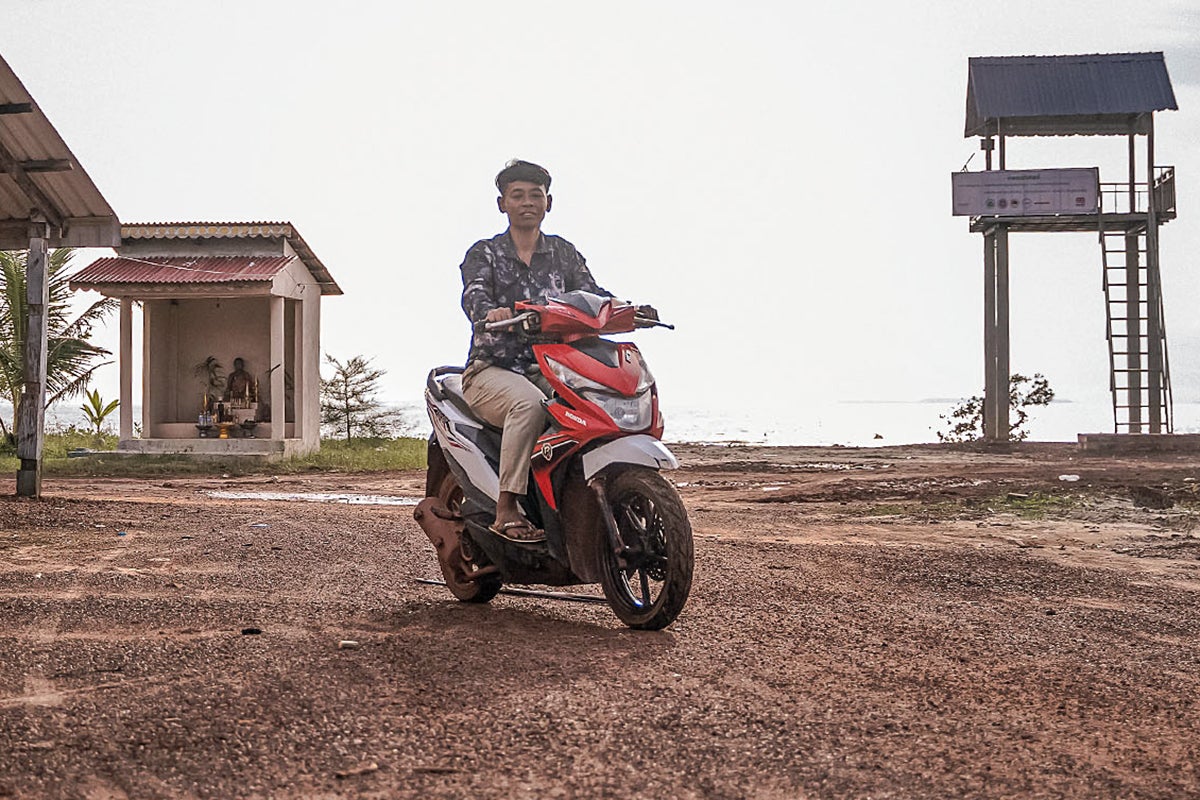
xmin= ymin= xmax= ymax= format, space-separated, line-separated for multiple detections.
xmin=440 ymin=374 xmax=503 ymax=434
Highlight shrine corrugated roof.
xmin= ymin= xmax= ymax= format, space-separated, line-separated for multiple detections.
xmin=965 ymin=52 xmax=1177 ymax=137
xmin=71 ymin=255 xmax=297 ymax=287
xmin=118 ymin=221 xmax=342 ymax=295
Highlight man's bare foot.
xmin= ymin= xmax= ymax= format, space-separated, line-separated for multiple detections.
xmin=491 ymin=491 xmax=545 ymax=542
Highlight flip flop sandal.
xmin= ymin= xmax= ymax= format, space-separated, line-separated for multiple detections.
xmin=488 ymin=520 xmax=546 ymax=543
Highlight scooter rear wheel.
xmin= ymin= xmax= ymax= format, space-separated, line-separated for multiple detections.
xmin=596 ymin=467 xmax=693 ymax=630
xmin=436 ymin=472 xmax=502 ymax=603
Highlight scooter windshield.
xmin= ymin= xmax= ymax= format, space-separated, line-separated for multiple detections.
xmin=550 ymin=291 xmax=610 ymax=317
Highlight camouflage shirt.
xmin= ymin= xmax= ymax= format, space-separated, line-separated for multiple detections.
xmin=460 ymin=230 xmax=610 ymax=373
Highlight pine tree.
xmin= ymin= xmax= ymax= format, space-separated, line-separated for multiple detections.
xmin=319 ymin=354 xmax=398 ymax=441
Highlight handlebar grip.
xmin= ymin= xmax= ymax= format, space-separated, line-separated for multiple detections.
xmin=634 ymin=316 xmax=675 ymax=330
xmin=475 ymin=312 xmax=535 ymax=333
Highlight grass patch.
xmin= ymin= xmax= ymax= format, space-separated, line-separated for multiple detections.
xmin=861 ymin=503 xmax=913 ymax=517
xmin=0 ymin=432 xmax=427 ymax=478
xmin=985 ymin=491 xmax=1076 ymax=519
xmin=275 ymin=437 xmax=426 ymax=473
xmin=858 ymin=500 xmax=972 ymax=521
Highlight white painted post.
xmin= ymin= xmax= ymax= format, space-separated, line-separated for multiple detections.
xmin=141 ymin=302 xmax=152 ymax=436
xmin=292 ymin=299 xmax=304 ymax=441
xmin=16 ymin=219 xmax=49 ymax=497
xmin=308 ymin=293 xmax=321 ymax=447
xmin=119 ymin=297 xmax=133 ymax=441
xmin=270 ymin=295 xmax=285 ymax=440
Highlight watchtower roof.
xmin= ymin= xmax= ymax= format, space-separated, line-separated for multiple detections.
xmin=965 ymin=52 xmax=1177 ymax=138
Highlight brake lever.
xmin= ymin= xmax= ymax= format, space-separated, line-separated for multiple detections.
xmin=474 ymin=311 xmax=538 ymax=334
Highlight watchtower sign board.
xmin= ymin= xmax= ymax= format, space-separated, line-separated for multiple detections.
xmin=951 ymin=168 xmax=1099 ymax=216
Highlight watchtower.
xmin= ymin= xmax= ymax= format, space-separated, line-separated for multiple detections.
xmin=952 ymin=52 xmax=1178 ymax=441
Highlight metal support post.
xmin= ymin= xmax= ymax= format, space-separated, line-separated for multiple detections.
xmin=1125 ymin=231 xmax=1143 ymax=433
xmin=982 ymin=225 xmax=1011 ymax=442
xmin=995 ymin=225 xmax=1010 ymax=439
xmin=1145 ymin=116 xmax=1164 ymax=432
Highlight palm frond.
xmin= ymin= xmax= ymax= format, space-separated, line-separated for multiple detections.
xmin=61 ymin=296 xmax=119 ymax=340
xmin=46 ymin=361 xmax=113 ymax=407
xmin=0 ymin=248 xmax=117 ymax=430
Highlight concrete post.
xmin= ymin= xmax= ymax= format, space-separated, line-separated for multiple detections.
xmin=119 ymin=297 xmax=133 ymax=441
xmin=292 ymin=299 xmax=304 ymax=441
xmin=270 ymin=295 xmax=285 ymax=440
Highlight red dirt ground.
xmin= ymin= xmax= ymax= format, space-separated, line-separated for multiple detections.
xmin=2 ymin=442 xmax=1198 ymax=798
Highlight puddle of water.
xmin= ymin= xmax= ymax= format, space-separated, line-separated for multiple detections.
xmin=206 ymin=491 xmax=420 ymax=506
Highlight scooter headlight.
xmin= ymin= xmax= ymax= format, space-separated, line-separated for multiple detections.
xmin=545 ymin=356 xmax=656 ymax=432
xmin=581 ymin=388 xmax=654 ymax=431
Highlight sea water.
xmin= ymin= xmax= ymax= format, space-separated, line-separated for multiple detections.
xmin=657 ymin=398 xmax=1200 ymax=447
xmin=23 ymin=398 xmax=1200 ymax=449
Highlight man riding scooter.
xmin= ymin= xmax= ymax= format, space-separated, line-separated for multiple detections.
xmin=458 ymin=159 xmax=653 ymax=543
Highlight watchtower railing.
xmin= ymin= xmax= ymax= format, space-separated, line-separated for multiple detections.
xmin=1099 ymin=166 xmax=1176 ymax=215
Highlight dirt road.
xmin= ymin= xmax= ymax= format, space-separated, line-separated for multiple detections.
xmin=2 ymin=443 xmax=1199 ymax=798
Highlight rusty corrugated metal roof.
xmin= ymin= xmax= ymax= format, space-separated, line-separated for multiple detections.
xmin=117 ymin=221 xmax=342 ymax=295
xmin=0 ymin=53 xmax=119 ymax=248
xmin=71 ymin=255 xmax=296 ymax=287
xmin=965 ymin=52 xmax=1177 ymax=137
xmin=121 ymin=222 xmax=292 ymax=240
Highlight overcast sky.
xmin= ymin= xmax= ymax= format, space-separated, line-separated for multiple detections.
xmin=2 ymin=0 xmax=1199 ymax=423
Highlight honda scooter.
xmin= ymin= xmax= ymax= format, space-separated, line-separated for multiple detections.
xmin=414 ymin=291 xmax=693 ymax=630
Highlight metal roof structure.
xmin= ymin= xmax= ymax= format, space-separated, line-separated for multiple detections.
xmin=0 ymin=53 xmax=119 ymax=249
xmin=71 ymin=255 xmax=297 ymax=287
xmin=965 ymin=52 xmax=1178 ymax=138
xmin=117 ymin=221 xmax=342 ymax=295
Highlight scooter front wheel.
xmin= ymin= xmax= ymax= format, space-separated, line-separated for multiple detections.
xmin=435 ymin=472 xmax=502 ymax=603
xmin=596 ymin=467 xmax=694 ymax=630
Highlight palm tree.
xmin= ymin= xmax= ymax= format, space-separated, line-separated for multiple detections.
xmin=0 ymin=248 xmax=118 ymax=440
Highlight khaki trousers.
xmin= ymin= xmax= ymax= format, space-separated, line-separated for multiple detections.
xmin=462 ymin=362 xmax=551 ymax=495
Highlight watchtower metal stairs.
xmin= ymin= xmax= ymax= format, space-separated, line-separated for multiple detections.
xmin=1099 ymin=225 xmax=1172 ymax=433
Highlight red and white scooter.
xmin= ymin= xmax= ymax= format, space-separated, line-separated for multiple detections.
xmin=415 ymin=291 xmax=693 ymax=630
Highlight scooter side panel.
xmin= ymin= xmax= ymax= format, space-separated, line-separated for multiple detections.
xmin=426 ymin=389 xmax=500 ymax=503
xmin=582 ymin=435 xmax=680 ymax=480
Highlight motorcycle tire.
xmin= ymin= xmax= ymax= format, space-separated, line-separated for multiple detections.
xmin=435 ymin=472 xmax=503 ymax=604
xmin=596 ymin=466 xmax=694 ymax=630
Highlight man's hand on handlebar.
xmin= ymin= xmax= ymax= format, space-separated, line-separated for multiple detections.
xmin=636 ymin=304 xmax=660 ymax=321
xmin=476 ymin=307 xmax=533 ymax=333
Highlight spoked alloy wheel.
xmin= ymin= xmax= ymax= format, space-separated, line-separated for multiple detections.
xmin=435 ymin=472 xmax=502 ymax=603
xmin=597 ymin=467 xmax=694 ymax=630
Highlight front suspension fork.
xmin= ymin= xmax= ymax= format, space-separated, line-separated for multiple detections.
xmin=589 ymin=477 xmax=631 ymax=568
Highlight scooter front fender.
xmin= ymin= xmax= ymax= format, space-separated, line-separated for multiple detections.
xmin=582 ymin=434 xmax=679 ymax=480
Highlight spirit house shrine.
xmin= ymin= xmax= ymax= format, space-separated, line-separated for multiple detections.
xmin=71 ymin=222 xmax=342 ymax=459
